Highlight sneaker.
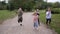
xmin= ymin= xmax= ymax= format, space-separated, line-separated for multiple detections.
xmin=20 ymin=24 xmax=22 ymax=26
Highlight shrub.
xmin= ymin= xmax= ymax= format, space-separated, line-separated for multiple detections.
xmin=51 ymin=8 xmax=60 ymax=14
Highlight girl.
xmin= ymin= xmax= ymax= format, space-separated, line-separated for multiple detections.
xmin=46 ymin=8 xmax=51 ymax=25
xmin=36 ymin=9 xmax=40 ymax=26
xmin=33 ymin=12 xmax=39 ymax=30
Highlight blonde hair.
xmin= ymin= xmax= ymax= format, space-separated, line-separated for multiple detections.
xmin=33 ymin=10 xmax=37 ymax=15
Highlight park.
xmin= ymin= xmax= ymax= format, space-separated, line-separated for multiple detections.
xmin=0 ymin=0 xmax=60 ymax=34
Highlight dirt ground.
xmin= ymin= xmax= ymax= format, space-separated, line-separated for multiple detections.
xmin=0 ymin=13 xmax=57 ymax=34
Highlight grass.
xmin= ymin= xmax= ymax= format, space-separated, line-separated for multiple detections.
xmin=39 ymin=10 xmax=46 ymax=23
xmin=39 ymin=10 xmax=60 ymax=34
xmin=0 ymin=10 xmax=16 ymax=24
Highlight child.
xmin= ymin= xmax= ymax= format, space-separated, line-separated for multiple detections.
xmin=36 ymin=9 xmax=40 ymax=26
xmin=46 ymin=8 xmax=51 ymax=25
xmin=33 ymin=12 xmax=39 ymax=30
xmin=17 ymin=8 xmax=23 ymax=26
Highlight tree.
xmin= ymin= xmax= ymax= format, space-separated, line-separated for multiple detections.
xmin=0 ymin=1 xmax=7 ymax=10
xmin=54 ymin=2 xmax=60 ymax=8
xmin=8 ymin=0 xmax=48 ymax=11
xmin=34 ymin=0 xmax=44 ymax=9
xmin=8 ymin=0 xmax=36 ymax=11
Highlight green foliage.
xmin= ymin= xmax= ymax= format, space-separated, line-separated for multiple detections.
xmin=51 ymin=8 xmax=60 ymax=14
xmin=53 ymin=2 xmax=60 ymax=8
xmin=8 ymin=0 xmax=36 ymax=11
xmin=8 ymin=0 xmax=43 ymax=11
xmin=0 ymin=0 xmax=60 ymax=11
xmin=0 ymin=10 xmax=16 ymax=24
xmin=39 ymin=2 xmax=47 ymax=9
xmin=0 ymin=1 xmax=7 ymax=10
xmin=22 ymin=1 xmax=35 ymax=11
xmin=40 ymin=10 xmax=60 ymax=34
xmin=40 ymin=10 xmax=46 ymax=23
xmin=50 ymin=14 xmax=60 ymax=34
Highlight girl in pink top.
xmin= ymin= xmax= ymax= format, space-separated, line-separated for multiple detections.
xmin=33 ymin=12 xmax=39 ymax=30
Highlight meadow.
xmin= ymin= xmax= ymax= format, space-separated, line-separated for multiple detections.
xmin=40 ymin=10 xmax=60 ymax=34
xmin=0 ymin=10 xmax=16 ymax=24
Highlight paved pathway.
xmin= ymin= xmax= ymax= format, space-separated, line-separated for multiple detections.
xmin=0 ymin=13 xmax=57 ymax=34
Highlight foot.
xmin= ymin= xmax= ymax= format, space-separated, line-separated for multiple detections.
xmin=20 ymin=24 xmax=22 ymax=26
xmin=36 ymin=27 xmax=39 ymax=30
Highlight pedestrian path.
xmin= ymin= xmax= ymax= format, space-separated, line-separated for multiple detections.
xmin=0 ymin=13 xmax=56 ymax=34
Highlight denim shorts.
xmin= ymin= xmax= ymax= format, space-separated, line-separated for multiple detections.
xmin=34 ymin=21 xmax=38 ymax=27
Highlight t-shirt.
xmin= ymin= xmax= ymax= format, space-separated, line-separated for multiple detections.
xmin=18 ymin=11 xmax=23 ymax=16
xmin=36 ymin=11 xmax=40 ymax=16
xmin=46 ymin=11 xmax=51 ymax=19
xmin=18 ymin=9 xmax=23 ymax=18
xmin=33 ymin=15 xmax=38 ymax=22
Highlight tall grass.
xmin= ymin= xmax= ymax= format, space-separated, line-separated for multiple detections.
xmin=0 ymin=10 xmax=16 ymax=24
xmin=40 ymin=10 xmax=60 ymax=34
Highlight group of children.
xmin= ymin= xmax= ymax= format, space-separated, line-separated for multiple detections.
xmin=33 ymin=8 xmax=51 ymax=30
xmin=17 ymin=7 xmax=52 ymax=30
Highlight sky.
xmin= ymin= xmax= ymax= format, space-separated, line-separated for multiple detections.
xmin=44 ymin=0 xmax=60 ymax=2
xmin=0 ymin=0 xmax=60 ymax=3
xmin=0 ymin=0 xmax=8 ymax=3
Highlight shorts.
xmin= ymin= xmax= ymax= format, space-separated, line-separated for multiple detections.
xmin=46 ymin=18 xmax=51 ymax=24
xmin=34 ymin=21 xmax=38 ymax=28
xmin=18 ymin=17 xmax=23 ymax=23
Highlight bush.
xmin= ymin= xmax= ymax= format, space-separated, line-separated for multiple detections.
xmin=51 ymin=8 xmax=60 ymax=14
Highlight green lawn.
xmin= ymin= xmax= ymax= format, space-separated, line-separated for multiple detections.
xmin=0 ymin=10 xmax=16 ymax=24
xmin=40 ymin=10 xmax=60 ymax=34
